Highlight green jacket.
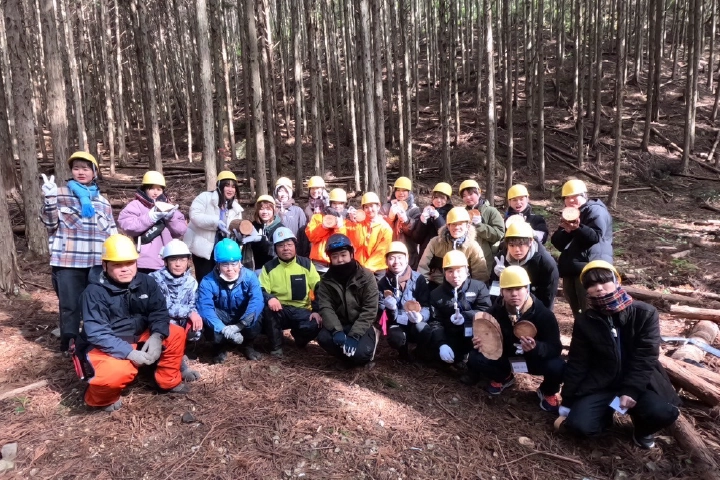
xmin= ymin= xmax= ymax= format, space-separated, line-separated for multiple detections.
xmin=316 ymin=261 xmax=379 ymax=340
xmin=259 ymin=255 xmax=320 ymax=310
xmin=467 ymin=201 xmax=505 ymax=270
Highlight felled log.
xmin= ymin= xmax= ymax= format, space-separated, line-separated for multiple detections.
xmin=667 ymin=356 xmax=720 ymax=387
xmin=672 ymin=414 xmax=720 ymax=480
xmin=671 ymin=321 xmax=720 ymax=364
xmin=624 ymin=285 xmax=720 ymax=309
xmin=0 ymin=380 xmax=48 ymax=401
xmin=670 ymin=305 xmax=720 ymax=323
xmin=669 ymin=288 xmax=720 ymax=301
xmin=659 ymin=356 xmax=720 ymax=407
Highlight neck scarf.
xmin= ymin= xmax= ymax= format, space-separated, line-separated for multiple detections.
xmin=388 ymin=265 xmax=412 ymax=292
xmin=67 ymin=180 xmax=99 ymax=218
xmin=328 ymin=259 xmax=357 ymax=285
xmin=508 ymin=241 xmax=538 ymax=266
xmin=586 ymin=286 xmax=633 ymax=314
xmin=134 ymin=188 xmax=167 ymax=209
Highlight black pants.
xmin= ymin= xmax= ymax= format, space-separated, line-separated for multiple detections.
xmin=386 ymin=321 xmax=429 ymax=350
xmin=204 ymin=309 xmax=262 ymax=347
xmin=317 ymin=325 xmax=378 ymax=366
xmin=51 ymin=266 xmax=91 ymax=351
xmin=192 ymin=254 xmax=215 ymax=283
xmin=263 ymin=305 xmax=321 ymax=351
xmin=467 ymin=350 xmax=566 ymax=394
xmin=564 ymin=390 xmax=680 ymax=437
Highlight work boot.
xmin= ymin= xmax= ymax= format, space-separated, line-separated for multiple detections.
xmin=242 ymin=345 xmax=262 ymax=361
xmin=270 ymin=348 xmax=284 ymax=358
xmin=103 ymin=399 xmax=123 ymax=412
xmin=632 ymin=429 xmax=656 ymax=449
xmin=168 ymin=383 xmax=190 ymax=394
xmin=334 ymin=359 xmax=352 ymax=371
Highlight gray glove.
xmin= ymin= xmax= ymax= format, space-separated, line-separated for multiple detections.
xmin=163 ymin=206 xmax=179 ymax=219
xmin=221 ymin=324 xmax=241 ymax=340
xmin=218 ymin=220 xmax=230 ymax=235
xmin=383 ymin=297 xmax=398 ymax=311
xmin=148 ymin=207 xmax=163 ymax=223
xmin=471 ymin=214 xmax=482 ymax=225
xmin=127 ymin=349 xmax=154 ymax=367
xmin=450 ymin=312 xmax=464 ymax=325
xmin=228 ymin=331 xmax=244 ymax=345
xmin=242 ymin=230 xmax=263 ymax=244
xmin=239 ymin=313 xmax=255 ymax=328
xmin=141 ymin=333 xmax=163 ymax=363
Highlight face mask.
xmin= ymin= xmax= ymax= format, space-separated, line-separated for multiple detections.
xmin=586 ymin=286 xmax=633 ymax=314
xmin=329 ymin=259 xmax=357 ymax=283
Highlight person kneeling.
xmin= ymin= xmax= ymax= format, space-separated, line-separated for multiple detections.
xmin=559 ymin=261 xmax=680 ymax=449
xmin=197 ymin=239 xmax=265 ymax=363
xmin=467 ymin=266 xmax=565 ymax=412
xmin=316 ymin=234 xmax=380 ymax=369
xmin=260 ymin=227 xmax=322 ymax=357
xmin=81 ymin=235 xmax=188 ymax=412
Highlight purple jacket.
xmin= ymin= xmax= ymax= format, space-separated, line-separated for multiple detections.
xmin=117 ymin=199 xmax=187 ymax=271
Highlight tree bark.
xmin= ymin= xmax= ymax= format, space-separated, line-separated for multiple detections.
xmin=670 ymin=321 xmax=720 ymax=364
xmin=259 ymin=0 xmax=277 ymax=186
xmin=0 ymin=56 xmax=19 ymax=194
xmin=58 ymin=0 xmax=86 ymax=151
xmin=659 ymin=356 xmax=720 ymax=407
xmin=672 ymin=414 xmax=720 ymax=478
xmin=608 ymin=0 xmax=626 ymax=209
xmin=196 ymin=0 xmax=217 ymax=189
xmin=537 ymin=0 xmax=546 ymax=187
xmin=670 ymin=305 xmax=720 ymax=322
xmin=484 ymin=0 xmax=497 ymax=200
xmin=359 ymin=0 xmax=379 ymax=192
xmin=99 ymin=0 xmax=116 ymax=175
xmin=292 ymin=0 xmax=303 ymax=192
xmin=247 ymin=0 xmax=268 ymax=194
xmin=372 ymin=0 xmax=387 ymax=195
xmin=114 ymin=0 xmax=128 ymax=166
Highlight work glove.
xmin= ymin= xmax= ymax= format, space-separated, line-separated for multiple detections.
xmin=343 ymin=337 xmax=359 ymax=357
xmin=407 ymin=311 xmax=423 ymax=323
xmin=450 ymin=312 xmax=465 ymax=325
xmin=336 ymin=216 xmax=344 ymax=229
xmin=140 ymin=333 xmax=163 ymax=363
xmin=471 ymin=214 xmax=482 ymax=225
xmin=429 ymin=208 xmax=439 ymax=219
xmin=420 ymin=206 xmax=432 ymax=223
xmin=383 ymin=296 xmax=398 ymax=311
xmin=41 ymin=174 xmax=57 ymax=197
xmin=558 ymin=406 xmax=571 ymax=417
xmin=533 ymin=230 xmax=545 ymax=243
xmin=493 ymin=255 xmax=506 ymax=277
xmin=396 ymin=208 xmax=408 ymax=223
xmin=228 ymin=331 xmax=244 ymax=345
xmin=239 ymin=313 xmax=255 ymax=328
xmin=148 ymin=207 xmax=164 ymax=223
xmin=439 ymin=344 xmax=455 ymax=363
xmin=221 ymin=324 xmax=241 ymax=340
xmin=217 ymin=220 xmax=230 ymax=235
xmin=127 ymin=349 xmax=154 ymax=367
xmin=163 ymin=205 xmax=179 ymax=220
xmin=332 ymin=331 xmax=347 ymax=346
xmin=242 ymin=229 xmax=263 ymax=244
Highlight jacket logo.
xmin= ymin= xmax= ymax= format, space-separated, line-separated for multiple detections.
xmin=466 ymin=292 xmax=476 ymax=300
xmin=139 ymin=294 xmax=148 ymax=299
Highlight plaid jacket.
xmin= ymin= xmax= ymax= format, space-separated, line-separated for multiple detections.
xmin=40 ymin=187 xmax=118 ymax=268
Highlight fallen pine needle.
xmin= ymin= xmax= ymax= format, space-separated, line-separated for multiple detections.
xmin=502 ymin=450 xmax=584 ymax=467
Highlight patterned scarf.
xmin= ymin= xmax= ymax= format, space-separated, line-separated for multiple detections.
xmin=586 ymin=286 xmax=633 ymax=314
xmin=134 ymin=188 xmax=167 ymax=209
xmin=66 ymin=180 xmax=99 ymax=218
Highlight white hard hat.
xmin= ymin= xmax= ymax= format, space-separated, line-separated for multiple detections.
xmin=161 ymin=239 xmax=191 ymax=259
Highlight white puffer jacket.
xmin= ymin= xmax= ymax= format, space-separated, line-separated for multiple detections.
xmin=184 ymin=191 xmax=244 ymax=260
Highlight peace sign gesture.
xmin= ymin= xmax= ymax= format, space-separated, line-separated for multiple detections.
xmin=41 ymin=174 xmax=57 ymax=197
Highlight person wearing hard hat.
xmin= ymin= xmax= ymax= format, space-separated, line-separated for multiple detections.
xmin=80 ymin=234 xmax=188 ymax=411
xmin=240 ymin=195 xmax=285 ymax=273
xmin=379 ymin=177 xmax=423 ymax=269
xmin=259 ymin=227 xmax=322 ymax=357
xmin=185 ymin=170 xmax=244 ymax=282
xmin=466 ymin=266 xmax=564 ymax=411
xmin=305 ymin=188 xmax=349 ymax=274
xmin=378 ymin=242 xmax=431 ymax=359
xmin=415 ymin=182 xmax=454 ymax=256
xmin=491 ymin=221 xmax=559 ymax=309
xmin=40 ymin=151 xmax=118 ymax=353
xmin=304 ymin=175 xmax=329 ymax=219
xmin=315 ymin=234 xmax=380 ymax=369
xmin=196 ymin=239 xmax=265 ymax=363
xmin=149 ymin=239 xmax=203 ymax=382
xmin=346 ymin=192 xmax=393 ymax=280
xmin=550 ymin=179 xmax=613 ymax=321
xmin=505 ymin=184 xmax=549 ymax=244
xmin=117 ymin=171 xmax=187 ymax=274
xmin=559 ymin=261 xmax=679 ymax=449
xmin=418 ymin=207 xmax=489 ymax=290
xmin=429 ymin=251 xmax=491 ymax=366
xmin=273 ymin=177 xmax=310 ymax=257
xmin=458 ymin=179 xmax=505 ymax=272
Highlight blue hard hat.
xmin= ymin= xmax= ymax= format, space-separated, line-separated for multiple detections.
xmin=325 ymin=233 xmax=354 ymax=255
xmin=214 ymin=238 xmax=242 ymax=263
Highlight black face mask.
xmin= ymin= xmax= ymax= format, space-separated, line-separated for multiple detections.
xmin=329 ymin=259 xmax=357 ymax=284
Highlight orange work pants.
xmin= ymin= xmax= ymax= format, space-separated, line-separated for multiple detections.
xmin=84 ymin=323 xmax=185 ymax=407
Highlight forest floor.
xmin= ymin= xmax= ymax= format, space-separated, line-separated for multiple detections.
xmin=3 ymin=53 xmax=720 ymax=479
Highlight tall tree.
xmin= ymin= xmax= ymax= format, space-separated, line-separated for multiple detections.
xmin=681 ymin=0 xmax=700 ymax=173
xmin=292 ymin=0 xmax=303 ymax=191
xmin=609 ymin=0 xmax=627 ymax=209
xmin=536 ymin=0 xmax=546 ymax=186
xmin=0 ymin=60 xmax=19 ymax=194
xmin=484 ymin=0 xmax=497 ymax=201
xmin=372 ymin=0 xmax=387 ymax=195
xmin=196 ymin=0 xmax=217 ymax=189
xmin=359 ymin=0 xmax=379 ymax=192
xmin=247 ymin=0 xmax=268 ymax=194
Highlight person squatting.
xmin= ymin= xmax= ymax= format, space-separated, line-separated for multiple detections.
xmin=42 ymin=159 xmax=678 ymax=449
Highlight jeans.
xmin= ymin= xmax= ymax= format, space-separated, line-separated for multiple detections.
xmin=263 ymin=305 xmax=321 ymax=351
xmin=51 ymin=266 xmax=91 ymax=351
xmin=317 ymin=325 xmax=378 ymax=366
xmin=467 ymin=350 xmax=566 ymax=394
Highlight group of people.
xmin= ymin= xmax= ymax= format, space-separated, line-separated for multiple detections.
xmin=39 ymin=151 xmax=680 ymax=449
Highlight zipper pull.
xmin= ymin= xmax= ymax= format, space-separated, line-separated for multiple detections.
xmin=611 ymin=327 xmax=617 ymax=338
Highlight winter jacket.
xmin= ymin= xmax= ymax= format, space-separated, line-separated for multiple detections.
xmin=185 ymin=190 xmax=244 ymax=260
xmin=117 ymin=192 xmax=188 ymax=271
xmin=81 ymin=266 xmax=169 ymax=359
xmin=316 ymin=261 xmax=379 ymax=340
xmin=490 ymin=241 xmax=559 ymax=309
xmin=346 ymin=217 xmax=393 ymax=273
xmin=276 ymin=199 xmax=309 ymax=257
xmin=41 ymin=186 xmax=117 ymax=268
xmin=242 ymin=216 xmax=285 ymax=271
xmin=379 ymin=193 xmax=423 ymax=269
xmin=550 ymin=198 xmax=613 ymax=277
xmin=259 ymin=255 xmax=320 ymax=310
xmin=413 ymin=203 xmax=453 ymax=256
xmin=304 ymin=191 xmax=329 ymax=222
xmin=430 ymin=277 xmax=492 ymax=340
xmin=305 ymin=208 xmax=349 ymax=266
xmin=504 ymin=204 xmax=549 ymax=244
xmin=465 ymin=201 xmax=505 ymax=270
xmin=377 ymin=267 xmax=431 ymax=326
xmin=196 ymin=268 xmax=264 ymax=334
xmin=418 ymin=225 xmax=490 ymax=284
xmin=149 ymin=268 xmax=198 ymax=325
xmin=561 ymin=300 xmax=680 ymax=408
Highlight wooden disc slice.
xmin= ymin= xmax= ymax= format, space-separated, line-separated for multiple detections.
xmin=154 ymin=201 xmax=176 ymax=212
xmin=383 ymin=290 xmax=394 ymax=298
xmin=239 ymin=220 xmax=256 ymax=236
xmin=404 ymin=300 xmax=422 ymax=312
xmin=561 ymin=207 xmax=580 ymax=222
xmin=472 ymin=312 xmax=503 ymax=360
xmin=354 ymin=210 xmax=366 ymax=222
xmin=513 ymin=320 xmax=538 ymax=339
xmin=322 ymin=214 xmax=337 ymax=229
xmin=469 ymin=209 xmax=481 ymax=218
xmin=228 ymin=219 xmax=243 ymax=233
xmin=397 ymin=200 xmax=408 ymax=211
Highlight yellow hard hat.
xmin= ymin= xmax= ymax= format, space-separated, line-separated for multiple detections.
xmin=308 ymin=176 xmax=326 ymax=188
xmin=217 ymin=171 xmax=237 ymax=183
xmin=68 ymin=151 xmax=98 ymax=170
xmin=432 ymin=182 xmax=453 ymax=198
xmin=504 ymin=221 xmax=534 ymax=239
xmin=459 ymin=179 xmax=480 ymax=195
xmin=394 ymin=176 xmax=412 ymax=191
xmin=329 ymin=188 xmax=347 ymax=203
xmin=446 ymin=207 xmax=470 ymax=224
xmin=361 ymin=192 xmax=381 ymax=206
xmin=142 ymin=171 xmax=166 ymax=187
xmin=507 ymin=184 xmax=529 ymax=200
xmin=561 ymin=179 xmax=587 ymax=197
xmin=256 ymin=194 xmax=276 ymax=206
xmin=386 ymin=241 xmax=409 ymax=257
xmin=499 ymin=265 xmax=531 ymax=289
xmin=443 ymin=250 xmax=469 ymax=269
xmin=580 ymin=260 xmax=620 ymax=284
xmin=276 ymin=177 xmax=293 ymax=189
xmin=102 ymin=234 xmax=140 ymax=262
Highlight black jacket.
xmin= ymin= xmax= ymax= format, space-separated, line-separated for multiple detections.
xmin=243 ymin=216 xmax=285 ymax=271
xmin=561 ymin=300 xmax=680 ymax=408
xmin=505 ymin=205 xmax=549 ymax=244
xmin=412 ymin=203 xmax=453 ymax=256
xmin=380 ymin=193 xmax=423 ymax=269
xmin=490 ymin=242 xmax=559 ymax=309
xmin=550 ymin=199 xmax=613 ymax=277
xmin=378 ymin=267 xmax=431 ymax=326
xmin=430 ymin=278 xmax=492 ymax=341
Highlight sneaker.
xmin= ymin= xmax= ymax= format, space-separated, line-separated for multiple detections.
xmin=270 ymin=348 xmax=284 ymax=358
xmin=632 ymin=430 xmax=656 ymax=449
xmin=242 ymin=346 xmax=262 ymax=361
xmin=487 ymin=375 xmax=515 ymax=395
xmin=537 ymin=389 xmax=560 ymax=413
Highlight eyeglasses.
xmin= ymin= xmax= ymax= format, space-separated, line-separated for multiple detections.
xmin=218 ymin=261 xmax=240 ymax=268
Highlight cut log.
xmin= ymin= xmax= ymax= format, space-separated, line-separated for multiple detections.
xmin=624 ymin=285 xmax=720 ymax=309
xmin=669 ymin=288 xmax=720 ymax=301
xmin=668 ymin=357 xmax=720 ymax=388
xmin=659 ymin=356 xmax=720 ymax=406
xmin=672 ymin=414 xmax=720 ymax=480
xmin=670 ymin=305 xmax=720 ymax=322
xmin=671 ymin=321 xmax=720 ymax=363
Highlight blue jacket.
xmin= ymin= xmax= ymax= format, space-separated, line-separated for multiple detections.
xmin=81 ymin=266 xmax=169 ymax=359
xmin=196 ymin=268 xmax=264 ymax=333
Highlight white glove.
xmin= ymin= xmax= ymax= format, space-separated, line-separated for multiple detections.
xmin=229 ymin=331 xmax=244 ymax=345
xmin=383 ymin=296 xmax=398 ymax=311
xmin=221 ymin=324 xmax=240 ymax=340
xmin=439 ymin=344 xmax=455 ymax=363
xmin=558 ymin=406 xmax=571 ymax=417
xmin=41 ymin=174 xmax=57 ymax=197
xmin=388 ymin=205 xmax=398 ymax=221
xmin=429 ymin=208 xmax=439 ymax=219
xmin=242 ymin=229 xmax=263 ymax=244
xmin=493 ymin=255 xmax=506 ymax=277
xmin=533 ymin=230 xmax=545 ymax=243
xmin=217 ymin=220 xmax=230 ymax=235
xmin=421 ymin=206 xmax=433 ymax=224
xmin=336 ymin=216 xmax=344 ymax=229
xmin=148 ymin=207 xmax=163 ymax=223
xmin=347 ymin=206 xmax=357 ymax=222
xmin=396 ymin=208 xmax=408 ymax=223
xmin=407 ymin=311 xmax=423 ymax=323
xmin=472 ymin=215 xmax=482 ymax=225
xmin=450 ymin=312 xmax=464 ymax=325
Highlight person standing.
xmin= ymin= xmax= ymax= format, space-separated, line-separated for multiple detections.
xmin=346 ymin=192 xmax=393 ymax=280
xmin=459 ymin=179 xmax=505 ymax=273
xmin=504 ymin=184 xmax=549 ymax=244
xmin=414 ymin=182 xmax=454 ymax=255
xmin=379 ymin=177 xmax=423 ymax=269
xmin=305 ymin=188 xmax=349 ymax=274
xmin=304 ymin=175 xmax=329 ymax=220
xmin=241 ymin=195 xmax=285 ymax=273
xmin=273 ymin=177 xmax=309 ymax=257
